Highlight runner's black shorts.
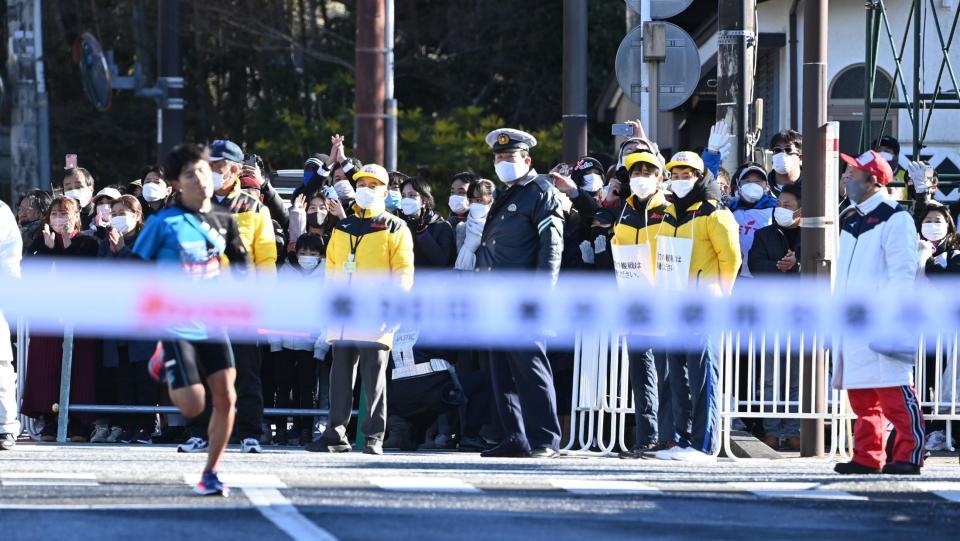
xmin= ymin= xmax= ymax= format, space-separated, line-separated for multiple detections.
xmin=162 ymin=339 xmax=235 ymax=389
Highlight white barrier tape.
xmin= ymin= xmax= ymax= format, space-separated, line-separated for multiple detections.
xmin=3 ymin=260 xmax=959 ymax=348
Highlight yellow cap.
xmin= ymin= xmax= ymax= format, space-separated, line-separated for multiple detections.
xmin=665 ymin=151 xmax=705 ymax=174
xmin=623 ymin=151 xmax=663 ymax=173
xmin=352 ymin=163 xmax=389 ymax=185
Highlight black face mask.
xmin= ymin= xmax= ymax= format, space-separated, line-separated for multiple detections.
xmin=307 ymin=212 xmax=327 ymax=229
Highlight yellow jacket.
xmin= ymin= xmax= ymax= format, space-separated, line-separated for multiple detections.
xmin=612 ymin=191 xmax=673 ymax=276
xmin=326 ymin=203 xmax=415 ymax=349
xmin=214 ymin=182 xmax=277 ymax=273
xmin=659 ymin=198 xmax=741 ymax=296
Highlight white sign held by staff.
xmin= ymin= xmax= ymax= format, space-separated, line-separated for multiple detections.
xmin=610 ymin=241 xmax=654 ymax=287
xmin=656 ymin=236 xmax=693 ymax=291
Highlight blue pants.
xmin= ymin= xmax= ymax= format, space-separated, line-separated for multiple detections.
xmin=666 ymin=337 xmax=720 ymax=454
xmin=489 ymin=343 xmax=561 ymax=452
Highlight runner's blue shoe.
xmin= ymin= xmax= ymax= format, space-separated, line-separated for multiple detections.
xmin=194 ymin=471 xmax=229 ymax=496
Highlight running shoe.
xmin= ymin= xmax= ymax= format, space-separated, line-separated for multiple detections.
xmin=177 ymin=437 xmax=209 ymax=453
xmin=193 ymin=470 xmax=229 ymax=496
xmin=147 ymin=341 xmax=166 ymax=383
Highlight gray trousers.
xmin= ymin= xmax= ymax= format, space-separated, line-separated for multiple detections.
xmin=320 ymin=344 xmax=389 ymax=445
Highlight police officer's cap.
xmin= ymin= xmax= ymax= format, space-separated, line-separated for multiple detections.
xmin=485 ymin=128 xmax=538 ymax=154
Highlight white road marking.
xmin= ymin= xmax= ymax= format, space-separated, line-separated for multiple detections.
xmin=550 ymin=479 xmax=662 ymax=495
xmin=243 ymin=488 xmax=339 ymax=541
xmin=911 ymin=482 xmax=960 ymax=503
xmin=727 ymin=482 xmax=868 ymax=501
xmin=370 ymin=476 xmax=483 ymax=493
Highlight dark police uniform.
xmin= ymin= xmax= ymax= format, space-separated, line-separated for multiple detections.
xmin=475 ymin=129 xmax=564 ymax=458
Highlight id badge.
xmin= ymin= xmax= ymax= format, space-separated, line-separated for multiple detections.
xmin=343 ymin=254 xmax=357 ymax=274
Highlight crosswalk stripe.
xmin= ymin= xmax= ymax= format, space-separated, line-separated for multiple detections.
xmin=911 ymin=482 xmax=960 ymax=503
xmin=727 ymin=482 xmax=868 ymax=501
xmin=550 ymin=479 xmax=661 ymax=495
xmin=370 ymin=476 xmax=482 ymax=493
xmin=1 ymin=472 xmax=99 ymax=487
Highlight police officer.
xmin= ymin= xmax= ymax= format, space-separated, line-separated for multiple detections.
xmin=475 ymin=129 xmax=564 ymax=458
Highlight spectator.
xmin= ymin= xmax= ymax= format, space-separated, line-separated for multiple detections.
xmin=874 ymin=135 xmax=909 ymax=192
xmin=287 ymin=192 xmax=342 ymax=258
xmin=386 ymin=171 xmax=405 ymax=214
xmin=0 ymin=198 xmax=21 ymax=450
xmin=139 ymin=165 xmax=172 ymax=220
xmin=309 ymin=161 xmax=414 ymax=455
xmin=917 ymin=201 xmax=960 ymax=275
xmin=16 ymin=190 xmax=52 ymax=253
xmin=834 ymin=150 xmax=923 ymax=475
xmin=89 ymin=187 xmax=123 ymax=238
xmin=653 ymin=151 xmax=740 ymax=463
xmin=209 ymin=139 xmax=276 ymax=454
xmin=767 ymin=130 xmax=803 ymax=197
xmin=728 ymin=162 xmax=778 ymax=278
xmin=399 ymin=176 xmax=456 ymax=268
xmin=62 ymin=167 xmax=97 ymax=229
xmin=454 ymin=178 xmax=495 ymax=260
xmin=749 ymin=183 xmax=802 ymax=276
xmin=447 ymin=172 xmax=477 ymax=229
xmin=22 ymin=196 xmax=100 ymax=442
xmin=268 ymin=233 xmax=330 ymax=445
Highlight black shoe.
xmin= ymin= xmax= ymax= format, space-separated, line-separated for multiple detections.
xmin=118 ymin=429 xmax=135 ymax=444
xmin=834 ymin=461 xmax=881 ymax=475
xmin=459 ymin=436 xmax=495 ymax=452
xmin=619 ymin=442 xmax=664 ymax=460
xmin=480 ymin=439 xmax=530 ymax=458
xmin=882 ymin=461 xmax=921 ymax=475
xmin=0 ymin=433 xmax=14 ymax=450
xmin=131 ymin=428 xmax=153 ymax=445
xmin=305 ymin=440 xmax=352 ymax=453
xmin=529 ymin=447 xmax=559 ymax=459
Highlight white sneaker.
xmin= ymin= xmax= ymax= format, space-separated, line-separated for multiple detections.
xmin=653 ymin=446 xmax=677 ymax=460
xmin=105 ymin=426 xmax=123 ymax=443
xmin=177 ymin=437 xmax=209 ymax=453
xmin=925 ymin=430 xmax=948 ymax=452
xmin=240 ymin=438 xmax=262 ymax=454
xmin=670 ymin=446 xmax=717 ymax=463
xmin=89 ymin=425 xmax=110 ymax=443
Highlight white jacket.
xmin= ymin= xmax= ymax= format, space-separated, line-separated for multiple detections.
xmin=0 ymin=201 xmax=21 ymax=362
xmin=833 ymin=190 xmax=919 ymax=390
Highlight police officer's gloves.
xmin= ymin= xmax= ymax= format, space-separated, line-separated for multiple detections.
xmin=907 ymin=161 xmax=930 ymax=194
xmin=593 ymin=235 xmax=607 ymax=255
xmin=579 ymin=240 xmax=595 ymax=264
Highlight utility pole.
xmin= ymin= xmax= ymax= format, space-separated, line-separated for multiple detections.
xmin=384 ymin=0 xmax=397 ymax=171
xmin=562 ymin=0 xmax=587 ymax=163
xmin=716 ymin=0 xmax=756 ymax=168
xmin=799 ymin=0 xmax=829 ymax=459
xmin=7 ymin=0 xmax=50 ymax=195
xmin=355 ymin=0 xmax=386 ymax=165
xmin=157 ymin=0 xmax=183 ymax=160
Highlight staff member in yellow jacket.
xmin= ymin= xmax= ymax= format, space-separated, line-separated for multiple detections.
xmin=309 ymin=162 xmax=414 ymax=455
xmin=205 ymin=140 xmax=278 ymax=453
xmin=652 ymin=151 xmax=741 ymax=463
xmin=606 ymin=150 xmax=677 ymax=460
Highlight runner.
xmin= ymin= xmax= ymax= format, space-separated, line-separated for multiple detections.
xmin=133 ymin=143 xmax=250 ymax=496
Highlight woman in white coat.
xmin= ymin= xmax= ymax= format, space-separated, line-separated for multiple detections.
xmin=0 ymin=200 xmax=22 ymax=450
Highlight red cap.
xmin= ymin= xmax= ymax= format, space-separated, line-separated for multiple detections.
xmin=840 ymin=150 xmax=893 ymax=186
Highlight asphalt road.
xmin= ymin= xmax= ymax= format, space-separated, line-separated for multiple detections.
xmin=2 ymin=443 xmax=959 ymax=540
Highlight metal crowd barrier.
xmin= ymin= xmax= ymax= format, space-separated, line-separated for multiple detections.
xmin=563 ymin=330 xmax=960 ymax=459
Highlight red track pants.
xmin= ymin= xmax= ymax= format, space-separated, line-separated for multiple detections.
xmin=847 ymin=386 xmax=925 ymax=469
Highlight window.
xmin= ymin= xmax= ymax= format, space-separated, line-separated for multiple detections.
xmin=828 ymin=65 xmax=897 ymax=158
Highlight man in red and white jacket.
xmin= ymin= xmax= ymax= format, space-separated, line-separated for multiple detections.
xmin=834 ymin=150 xmax=923 ymax=475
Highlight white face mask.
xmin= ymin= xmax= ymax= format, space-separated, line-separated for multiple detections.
xmin=110 ymin=215 xmax=131 ymax=234
xmin=355 ymin=187 xmax=382 ymax=209
xmin=878 ymin=151 xmax=895 ymax=164
xmin=468 ymin=203 xmax=490 ymax=220
xmin=922 ymin=222 xmax=949 ymax=242
xmin=582 ymin=173 xmax=604 ymax=193
xmin=495 ymin=160 xmax=528 ymax=183
xmin=333 ymin=179 xmax=357 ymax=200
xmin=448 ymin=195 xmax=469 ymax=214
xmin=298 ymin=255 xmax=321 ymax=271
xmin=142 ymin=183 xmax=167 ymax=202
xmin=774 ymin=206 xmax=798 ymax=228
xmin=65 ymin=188 xmax=91 ymax=208
xmin=629 ymin=176 xmax=658 ymax=200
xmin=670 ymin=179 xmax=695 ymax=198
xmin=399 ymin=197 xmax=421 ymax=216
xmin=211 ymin=171 xmax=225 ymax=191
xmin=772 ymin=153 xmax=800 ymax=176
xmin=739 ymin=182 xmax=765 ymax=203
